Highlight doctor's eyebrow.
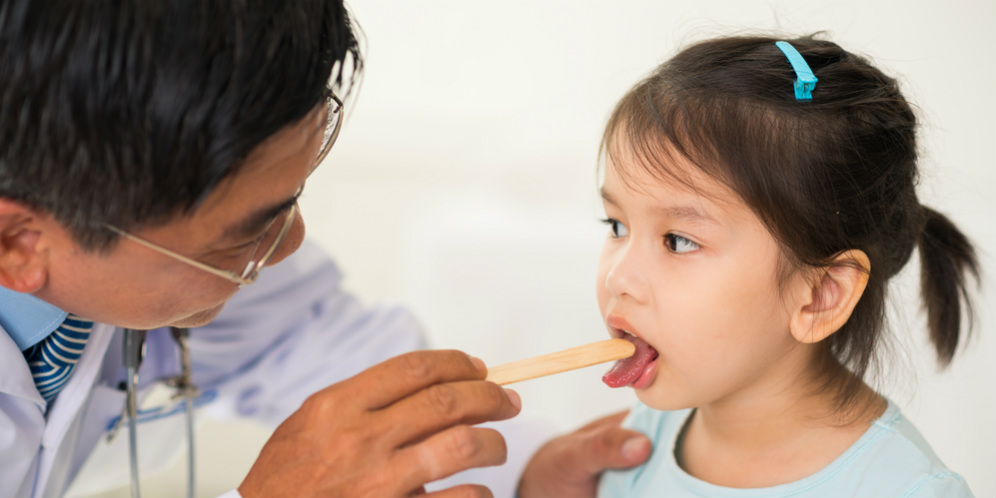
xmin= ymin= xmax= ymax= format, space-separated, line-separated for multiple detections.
xmin=222 ymin=192 xmax=301 ymax=243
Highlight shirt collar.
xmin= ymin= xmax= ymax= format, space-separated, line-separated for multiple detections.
xmin=0 ymin=286 xmax=68 ymax=351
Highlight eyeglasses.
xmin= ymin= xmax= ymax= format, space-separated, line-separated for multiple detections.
xmin=317 ymin=92 xmax=343 ymax=165
xmin=105 ymin=93 xmax=343 ymax=288
xmin=106 ymin=203 xmax=297 ymax=287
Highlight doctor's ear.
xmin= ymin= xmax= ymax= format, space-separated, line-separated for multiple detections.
xmin=0 ymin=199 xmax=50 ymax=293
xmin=789 ymin=249 xmax=871 ymax=344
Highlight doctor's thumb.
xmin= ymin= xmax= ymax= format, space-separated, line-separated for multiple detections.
xmin=590 ymin=429 xmax=652 ymax=472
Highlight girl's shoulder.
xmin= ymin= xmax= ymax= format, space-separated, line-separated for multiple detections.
xmin=844 ymin=401 xmax=973 ymax=497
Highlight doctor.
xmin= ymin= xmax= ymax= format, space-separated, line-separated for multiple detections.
xmin=0 ymin=1 xmax=651 ymax=497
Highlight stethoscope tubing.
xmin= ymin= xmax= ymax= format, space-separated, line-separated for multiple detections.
xmin=122 ymin=328 xmax=196 ymax=498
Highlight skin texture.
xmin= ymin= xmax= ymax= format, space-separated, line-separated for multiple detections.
xmin=0 ymin=106 xmax=650 ymax=496
xmin=595 ymin=143 xmax=881 ymax=488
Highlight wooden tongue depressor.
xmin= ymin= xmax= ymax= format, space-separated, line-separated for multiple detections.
xmin=485 ymin=338 xmax=636 ymax=386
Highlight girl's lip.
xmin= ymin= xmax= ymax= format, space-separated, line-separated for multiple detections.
xmin=606 ymin=315 xmax=645 ymax=341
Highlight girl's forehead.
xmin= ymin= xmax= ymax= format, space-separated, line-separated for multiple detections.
xmin=603 ymin=143 xmax=742 ymax=213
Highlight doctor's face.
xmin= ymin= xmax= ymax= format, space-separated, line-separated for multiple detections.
xmin=34 ymin=108 xmax=326 ymax=330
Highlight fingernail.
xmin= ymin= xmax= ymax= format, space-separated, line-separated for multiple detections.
xmin=504 ymin=388 xmax=522 ymax=411
xmin=469 ymin=356 xmax=487 ymax=373
xmin=621 ymin=436 xmax=650 ymax=461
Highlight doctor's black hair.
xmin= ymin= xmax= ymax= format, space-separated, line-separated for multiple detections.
xmin=601 ymin=35 xmax=980 ymax=414
xmin=0 ymin=0 xmax=362 ymax=250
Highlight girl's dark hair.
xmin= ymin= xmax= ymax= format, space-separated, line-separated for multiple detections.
xmin=602 ymin=35 xmax=980 ymax=410
xmin=1 ymin=0 xmax=362 ymax=250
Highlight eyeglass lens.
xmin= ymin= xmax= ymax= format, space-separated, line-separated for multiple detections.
xmin=317 ymin=95 xmax=343 ymax=164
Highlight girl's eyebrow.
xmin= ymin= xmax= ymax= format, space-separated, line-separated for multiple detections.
xmin=659 ymin=205 xmax=719 ymax=226
xmin=600 ymin=187 xmax=620 ymax=206
xmin=601 ymin=187 xmax=718 ymax=226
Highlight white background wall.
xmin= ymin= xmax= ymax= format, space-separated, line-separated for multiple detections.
xmin=86 ymin=1 xmax=995 ymax=496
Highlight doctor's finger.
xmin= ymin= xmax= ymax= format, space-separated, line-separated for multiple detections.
xmin=340 ymin=350 xmax=486 ymax=410
xmin=393 ymin=425 xmax=507 ymax=489
xmin=377 ymin=380 xmax=520 ymax=446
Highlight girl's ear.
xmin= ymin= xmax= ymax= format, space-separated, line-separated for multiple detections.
xmin=0 ymin=199 xmax=49 ymax=293
xmin=789 ymin=249 xmax=871 ymax=344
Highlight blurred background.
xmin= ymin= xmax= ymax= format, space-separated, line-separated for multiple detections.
xmin=82 ymin=0 xmax=995 ymax=496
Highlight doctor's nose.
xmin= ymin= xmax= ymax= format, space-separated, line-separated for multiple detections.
xmin=265 ymin=206 xmax=306 ymax=268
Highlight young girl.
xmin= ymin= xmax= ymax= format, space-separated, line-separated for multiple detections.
xmin=595 ymin=35 xmax=979 ymax=497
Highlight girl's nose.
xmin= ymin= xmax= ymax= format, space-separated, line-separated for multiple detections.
xmin=602 ymin=241 xmax=648 ymax=303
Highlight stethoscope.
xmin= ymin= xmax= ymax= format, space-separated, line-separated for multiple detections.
xmin=119 ymin=328 xmax=198 ymax=498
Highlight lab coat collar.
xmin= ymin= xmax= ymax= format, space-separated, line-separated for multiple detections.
xmin=0 ymin=324 xmax=45 ymax=409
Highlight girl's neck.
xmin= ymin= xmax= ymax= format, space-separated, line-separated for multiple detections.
xmin=677 ymin=367 xmax=886 ymax=488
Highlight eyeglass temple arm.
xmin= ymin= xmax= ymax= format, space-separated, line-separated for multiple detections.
xmin=105 ymin=225 xmax=246 ymax=283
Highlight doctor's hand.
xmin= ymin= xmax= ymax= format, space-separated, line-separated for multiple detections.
xmin=239 ymin=350 xmax=521 ymax=498
xmin=517 ymin=410 xmax=651 ymax=498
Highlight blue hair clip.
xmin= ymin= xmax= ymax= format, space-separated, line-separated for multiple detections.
xmin=775 ymin=41 xmax=817 ymax=101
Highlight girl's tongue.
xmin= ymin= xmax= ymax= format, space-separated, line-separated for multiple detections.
xmin=602 ymin=333 xmax=659 ymax=388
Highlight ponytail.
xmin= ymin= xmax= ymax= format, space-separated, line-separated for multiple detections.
xmin=917 ymin=206 xmax=980 ymax=366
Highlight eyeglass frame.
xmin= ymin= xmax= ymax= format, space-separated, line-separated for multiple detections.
xmin=104 ymin=92 xmax=343 ymax=288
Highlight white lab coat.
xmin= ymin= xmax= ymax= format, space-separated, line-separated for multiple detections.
xmin=0 ymin=240 xmax=550 ymax=498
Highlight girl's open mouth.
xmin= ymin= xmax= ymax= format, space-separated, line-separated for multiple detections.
xmin=602 ymin=330 xmax=659 ymax=388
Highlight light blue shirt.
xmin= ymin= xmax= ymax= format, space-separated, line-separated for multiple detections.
xmin=598 ymin=401 xmax=973 ymax=498
xmin=0 ymin=286 xmax=67 ymax=351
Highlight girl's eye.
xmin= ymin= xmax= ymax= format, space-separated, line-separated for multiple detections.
xmin=664 ymin=233 xmax=699 ymax=254
xmin=601 ymin=218 xmax=629 ymax=238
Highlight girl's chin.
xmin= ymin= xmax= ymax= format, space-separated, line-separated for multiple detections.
xmin=633 ymin=371 xmax=694 ymax=412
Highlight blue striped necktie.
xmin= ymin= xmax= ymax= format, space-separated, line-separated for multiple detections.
xmin=24 ymin=314 xmax=95 ymax=404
